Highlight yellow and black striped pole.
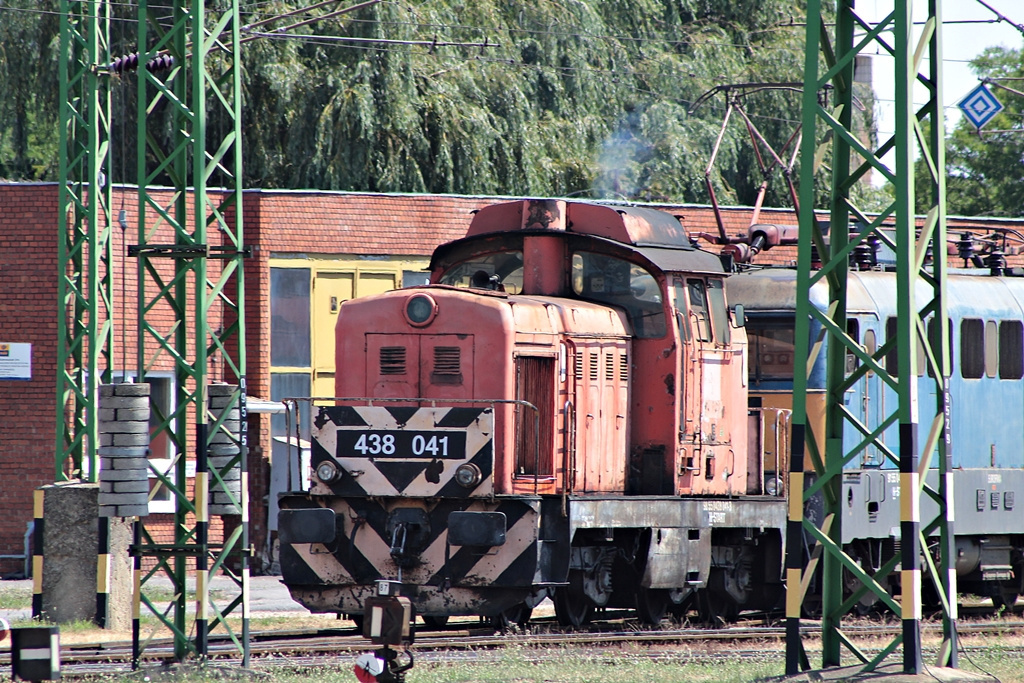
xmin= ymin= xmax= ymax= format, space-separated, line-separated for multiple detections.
xmin=899 ymin=424 xmax=922 ymax=672
xmin=195 ymin=422 xmax=210 ymax=656
xmin=784 ymin=423 xmax=807 ymax=674
xmin=31 ymin=490 xmax=44 ymax=618
xmin=131 ymin=520 xmax=141 ymax=669
xmin=96 ymin=517 xmax=111 ymax=627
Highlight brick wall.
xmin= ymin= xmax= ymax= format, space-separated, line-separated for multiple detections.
xmin=0 ymin=184 xmax=60 ymax=576
xmin=2 ymin=182 xmax=1023 ymax=576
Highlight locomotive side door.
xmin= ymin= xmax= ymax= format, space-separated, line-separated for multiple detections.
xmin=674 ymin=276 xmax=745 ymax=495
xmin=673 ymin=278 xmax=699 ymax=490
xmin=573 ymin=338 xmax=629 ymax=493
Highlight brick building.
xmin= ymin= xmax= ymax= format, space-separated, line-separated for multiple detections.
xmin=1 ymin=181 xmax=1022 ymax=575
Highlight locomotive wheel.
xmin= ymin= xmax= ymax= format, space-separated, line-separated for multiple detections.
xmin=422 ymin=615 xmax=450 ymax=629
xmin=490 ymin=603 xmax=533 ymax=631
xmin=697 ymin=584 xmax=738 ymax=625
xmin=554 ymin=588 xmax=593 ymax=627
xmin=635 ymin=587 xmax=670 ymax=625
xmin=993 ymin=590 xmax=1019 ymax=612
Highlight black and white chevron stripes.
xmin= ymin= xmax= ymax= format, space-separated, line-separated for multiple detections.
xmin=280 ymin=498 xmax=539 ymax=593
xmin=310 ymin=406 xmax=494 ymax=497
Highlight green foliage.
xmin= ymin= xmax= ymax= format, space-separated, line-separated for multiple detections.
xmin=0 ymin=0 xmax=61 ymax=180
xmin=920 ymin=45 xmax=1024 ymax=217
xmin=1 ymin=0 xmax=817 ymax=206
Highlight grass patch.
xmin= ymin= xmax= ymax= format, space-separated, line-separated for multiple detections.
xmin=12 ymin=637 xmax=1024 ymax=682
xmin=0 ymin=582 xmax=32 ymax=610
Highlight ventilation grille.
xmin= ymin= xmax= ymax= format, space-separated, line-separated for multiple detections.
xmin=431 ymin=346 xmax=463 ymax=385
xmin=620 ymin=352 xmax=629 ymax=381
xmin=589 ymin=352 xmax=598 ymax=381
xmin=433 ymin=346 xmax=461 ymax=375
xmin=575 ymin=353 xmax=583 ymax=379
xmin=605 ymin=353 xmax=615 ymax=381
xmin=380 ymin=346 xmax=407 ymax=375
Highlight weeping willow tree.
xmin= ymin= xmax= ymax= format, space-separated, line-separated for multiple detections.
xmin=0 ymin=0 xmax=61 ymax=180
xmin=237 ymin=0 xmax=814 ymax=204
xmin=1 ymin=0 xmax=820 ymax=205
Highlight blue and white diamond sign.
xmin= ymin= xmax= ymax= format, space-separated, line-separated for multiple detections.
xmin=959 ymin=83 xmax=1003 ymax=130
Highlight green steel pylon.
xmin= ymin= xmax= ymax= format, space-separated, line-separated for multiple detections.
xmin=129 ymin=0 xmax=249 ymax=665
xmin=786 ymin=1 xmax=955 ymax=675
xmin=56 ymin=0 xmax=114 ymax=482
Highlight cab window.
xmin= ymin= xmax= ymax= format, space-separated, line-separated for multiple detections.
xmin=571 ymin=252 xmax=666 ymax=338
xmin=687 ymin=278 xmax=711 ymax=342
xmin=746 ymin=317 xmax=796 ymax=383
xmin=438 ymin=250 xmax=523 ymax=293
xmin=708 ymin=278 xmax=730 ymax=345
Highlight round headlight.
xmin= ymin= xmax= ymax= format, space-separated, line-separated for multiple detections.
xmin=454 ymin=463 xmax=482 ymax=488
xmin=316 ymin=460 xmax=340 ymax=483
xmin=405 ymin=294 xmax=437 ymax=327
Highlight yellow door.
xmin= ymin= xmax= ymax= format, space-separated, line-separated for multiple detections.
xmin=312 ymin=272 xmax=354 ymax=397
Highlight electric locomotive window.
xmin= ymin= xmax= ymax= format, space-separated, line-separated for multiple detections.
xmin=885 ymin=317 xmax=898 ymax=375
xmin=961 ymin=318 xmax=985 ymax=379
xmin=846 ymin=319 xmax=860 ymax=374
xmin=863 ymin=330 xmax=877 ymax=376
xmin=927 ymin=318 xmax=954 ymax=378
xmin=745 ymin=317 xmax=796 ymax=383
xmin=985 ymin=320 xmax=998 ymax=378
xmin=1000 ymin=320 xmax=1024 ymax=380
xmin=439 ymin=251 xmax=523 ymax=294
xmin=570 ymin=252 xmax=666 ymax=338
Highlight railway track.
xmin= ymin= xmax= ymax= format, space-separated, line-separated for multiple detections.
xmin=6 ymin=614 xmax=1023 ymax=677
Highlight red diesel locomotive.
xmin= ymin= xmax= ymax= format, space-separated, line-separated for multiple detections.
xmin=278 ymin=199 xmax=787 ymax=626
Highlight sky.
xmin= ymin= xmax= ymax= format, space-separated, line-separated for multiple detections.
xmin=864 ymin=0 xmax=1024 ymax=143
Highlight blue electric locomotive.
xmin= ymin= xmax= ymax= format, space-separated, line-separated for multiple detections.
xmin=728 ymin=267 xmax=1024 ymax=609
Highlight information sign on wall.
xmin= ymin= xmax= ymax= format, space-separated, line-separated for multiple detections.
xmin=0 ymin=343 xmax=32 ymax=380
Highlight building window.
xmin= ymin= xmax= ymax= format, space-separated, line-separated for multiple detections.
xmin=271 ymin=268 xmax=311 ymax=367
xmin=402 ymin=270 xmax=431 ymax=287
xmin=111 ymin=371 xmax=177 ymax=514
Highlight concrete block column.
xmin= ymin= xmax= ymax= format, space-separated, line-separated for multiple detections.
xmin=208 ymin=383 xmax=242 ymax=516
xmin=98 ymin=383 xmax=151 ymax=518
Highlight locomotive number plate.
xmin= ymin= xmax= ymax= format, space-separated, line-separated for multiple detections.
xmin=337 ymin=429 xmax=467 ymax=459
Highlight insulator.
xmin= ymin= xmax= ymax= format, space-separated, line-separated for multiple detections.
xmin=957 ymin=233 xmax=975 ymax=264
xmin=109 ymin=53 xmax=140 ymax=74
xmin=866 ymin=234 xmax=880 ymax=266
xmin=748 ymin=232 xmax=767 ymax=256
xmin=108 ymin=52 xmax=174 ymax=74
xmin=853 ymin=243 xmax=873 ymax=270
xmin=987 ymin=250 xmax=1007 ymax=276
xmin=146 ymin=55 xmax=175 ymax=73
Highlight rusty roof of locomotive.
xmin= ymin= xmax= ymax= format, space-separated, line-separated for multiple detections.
xmin=466 ymin=200 xmax=693 ymax=250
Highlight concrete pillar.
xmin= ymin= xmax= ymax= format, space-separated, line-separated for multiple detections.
xmin=39 ymin=483 xmax=132 ymax=629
